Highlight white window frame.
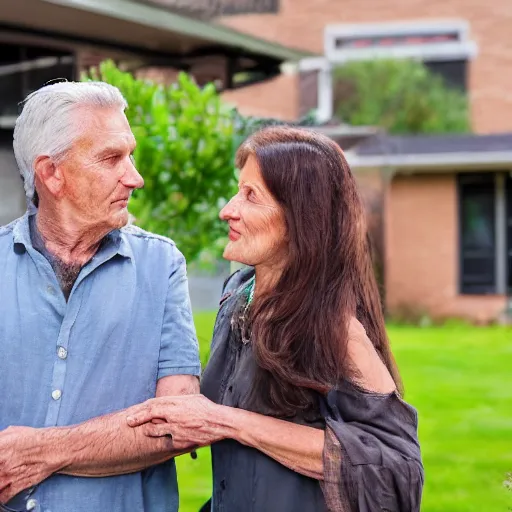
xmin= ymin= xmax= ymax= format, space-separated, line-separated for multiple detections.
xmin=299 ymin=19 xmax=478 ymax=123
xmin=324 ymin=19 xmax=477 ymax=63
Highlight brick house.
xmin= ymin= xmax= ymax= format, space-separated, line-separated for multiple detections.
xmin=216 ymin=1 xmax=512 ymax=322
xmin=346 ymin=134 xmax=512 ymax=323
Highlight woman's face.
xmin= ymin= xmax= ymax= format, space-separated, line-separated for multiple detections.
xmin=220 ymin=155 xmax=288 ymax=268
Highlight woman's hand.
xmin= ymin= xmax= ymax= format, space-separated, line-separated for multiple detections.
xmin=126 ymin=394 xmax=228 ymax=448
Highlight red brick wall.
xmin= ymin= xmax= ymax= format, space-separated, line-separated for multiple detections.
xmin=384 ymin=173 xmax=507 ymax=322
xmin=219 ymin=0 xmax=512 ymax=133
xmin=221 ymin=72 xmax=299 ymax=120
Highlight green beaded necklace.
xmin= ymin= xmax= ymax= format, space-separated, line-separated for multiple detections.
xmin=241 ymin=275 xmax=255 ymax=344
xmin=245 ymin=275 xmax=256 ymax=304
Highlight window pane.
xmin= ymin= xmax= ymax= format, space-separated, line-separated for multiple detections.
xmin=0 ymin=43 xmax=74 ymax=119
xmin=459 ymin=174 xmax=496 ymax=294
xmin=424 ymin=60 xmax=467 ymax=90
xmin=462 ymin=192 xmax=494 ymax=249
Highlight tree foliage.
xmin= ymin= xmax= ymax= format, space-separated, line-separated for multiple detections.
xmin=334 ymin=59 xmax=471 ymax=134
xmin=83 ymin=60 xmax=237 ymax=263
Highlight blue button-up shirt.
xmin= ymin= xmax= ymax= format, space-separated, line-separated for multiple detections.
xmin=0 ymin=211 xmax=201 ymax=512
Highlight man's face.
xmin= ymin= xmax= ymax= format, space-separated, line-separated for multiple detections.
xmin=57 ymin=106 xmax=144 ymax=231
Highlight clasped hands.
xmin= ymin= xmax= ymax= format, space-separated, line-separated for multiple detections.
xmin=126 ymin=393 xmax=230 ymax=450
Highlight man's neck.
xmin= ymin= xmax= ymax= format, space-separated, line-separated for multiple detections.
xmin=36 ymin=204 xmax=110 ymax=267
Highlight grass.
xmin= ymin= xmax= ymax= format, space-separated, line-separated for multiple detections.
xmin=176 ymin=313 xmax=512 ymax=512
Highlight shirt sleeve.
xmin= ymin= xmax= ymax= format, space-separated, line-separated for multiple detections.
xmin=158 ymin=249 xmax=201 ymax=379
xmin=320 ymin=382 xmax=424 ymax=512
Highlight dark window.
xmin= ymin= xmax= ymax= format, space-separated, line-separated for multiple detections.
xmin=335 ymin=32 xmax=460 ymax=49
xmin=506 ymin=174 xmax=512 ymax=294
xmin=0 ymin=43 xmax=74 ymax=119
xmin=459 ymin=174 xmax=496 ymax=294
xmin=424 ymin=59 xmax=467 ymax=90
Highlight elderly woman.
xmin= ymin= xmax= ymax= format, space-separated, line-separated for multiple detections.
xmin=127 ymin=127 xmax=424 ymax=511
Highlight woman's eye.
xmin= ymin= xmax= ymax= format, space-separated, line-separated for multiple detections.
xmin=247 ymin=189 xmax=255 ymax=200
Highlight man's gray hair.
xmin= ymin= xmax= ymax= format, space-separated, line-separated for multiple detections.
xmin=13 ymin=81 xmax=128 ymax=202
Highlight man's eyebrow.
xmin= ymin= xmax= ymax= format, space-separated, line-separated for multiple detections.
xmin=96 ymin=147 xmax=116 ymax=157
xmin=95 ymin=140 xmax=136 ymax=159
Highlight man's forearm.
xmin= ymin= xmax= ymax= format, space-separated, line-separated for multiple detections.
xmin=47 ymin=374 xmax=200 ymax=477
xmin=44 ymin=408 xmax=189 ymax=478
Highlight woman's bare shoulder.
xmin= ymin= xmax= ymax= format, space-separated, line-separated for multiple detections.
xmin=346 ymin=317 xmax=397 ymax=394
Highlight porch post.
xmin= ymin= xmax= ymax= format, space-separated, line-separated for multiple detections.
xmin=495 ymin=172 xmax=506 ymax=294
xmin=316 ymin=63 xmax=333 ymax=123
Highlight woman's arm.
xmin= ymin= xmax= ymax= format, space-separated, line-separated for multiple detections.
xmin=222 ymin=406 xmax=325 ymax=480
xmin=126 ymin=395 xmax=324 ymax=480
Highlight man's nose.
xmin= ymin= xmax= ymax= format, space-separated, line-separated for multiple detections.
xmin=122 ymin=160 xmax=144 ymax=190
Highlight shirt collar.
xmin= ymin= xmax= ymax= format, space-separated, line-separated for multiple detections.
xmin=102 ymin=228 xmax=133 ymax=260
xmin=12 ymin=210 xmax=32 ymax=249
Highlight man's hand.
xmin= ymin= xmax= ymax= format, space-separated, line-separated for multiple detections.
xmin=0 ymin=426 xmax=61 ymax=504
xmin=127 ymin=394 xmax=228 ymax=448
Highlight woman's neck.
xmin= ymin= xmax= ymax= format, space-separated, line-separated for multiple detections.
xmin=253 ymin=262 xmax=284 ymax=298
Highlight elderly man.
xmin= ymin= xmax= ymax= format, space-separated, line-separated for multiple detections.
xmin=0 ymin=81 xmax=201 ymax=511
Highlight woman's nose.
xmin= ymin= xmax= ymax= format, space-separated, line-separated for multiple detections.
xmin=219 ymin=195 xmax=240 ymax=221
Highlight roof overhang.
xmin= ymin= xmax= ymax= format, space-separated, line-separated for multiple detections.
xmin=0 ymin=0 xmax=311 ymax=80
xmin=346 ymin=151 xmax=512 ymax=173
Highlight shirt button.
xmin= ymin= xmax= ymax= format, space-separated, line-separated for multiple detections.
xmin=52 ymin=389 xmax=62 ymax=400
xmin=26 ymin=498 xmax=37 ymax=510
xmin=47 ymin=285 xmax=56 ymax=295
xmin=57 ymin=346 xmax=68 ymax=360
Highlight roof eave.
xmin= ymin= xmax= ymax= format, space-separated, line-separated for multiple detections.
xmin=346 ymin=151 xmax=512 ymax=172
xmin=42 ymin=0 xmax=314 ymax=62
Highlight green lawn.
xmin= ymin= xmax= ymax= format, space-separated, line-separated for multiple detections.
xmin=177 ymin=313 xmax=512 ymax=512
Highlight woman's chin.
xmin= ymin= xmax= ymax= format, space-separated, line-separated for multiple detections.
xmin=222 ymin=245 xmax=235 ymax=261
xmin=223 ymin=246 xmax=250 ymax=266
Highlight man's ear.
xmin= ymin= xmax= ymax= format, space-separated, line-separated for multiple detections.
xmin=34 ymin=155 xmax=64 ymax=198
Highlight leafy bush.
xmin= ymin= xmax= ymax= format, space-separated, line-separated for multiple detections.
xmin=334 ymin=59 xmax=471 ymax=134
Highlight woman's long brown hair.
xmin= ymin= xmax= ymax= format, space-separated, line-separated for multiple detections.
xmin=235 ymin=126 xmax=402 ymax=416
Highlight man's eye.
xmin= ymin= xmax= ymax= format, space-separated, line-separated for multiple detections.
xmin=247 ymin=189 xmax=255 ymax=200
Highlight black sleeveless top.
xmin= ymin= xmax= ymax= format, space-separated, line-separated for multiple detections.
xmin=201 ymin=268 xmax=424 ymax=512
xmin=201 ymin=268 xmax=327 ymax=512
